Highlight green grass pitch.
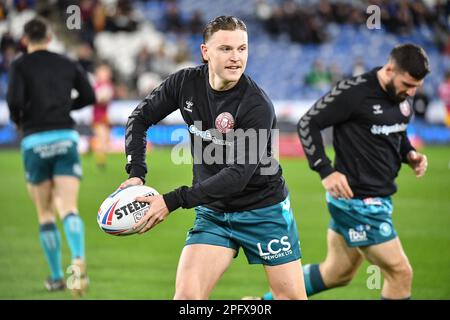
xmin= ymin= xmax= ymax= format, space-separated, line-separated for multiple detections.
xmin=0 ymin=146 xmax=449 ymax=299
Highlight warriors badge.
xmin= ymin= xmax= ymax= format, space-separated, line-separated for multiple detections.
xmin=215 ymin=112 xmax=235 ymax=133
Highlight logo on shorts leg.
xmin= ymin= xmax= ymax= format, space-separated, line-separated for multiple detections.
xmin=73 ymin=164 xmax=82 ymax=176
xmin=348 ymin=225 xmax=369 ymax=242
xmin=257 ymin=236 xmax=292 ymax=261
xmin=379 ymin=222 xmax=392 ymax=237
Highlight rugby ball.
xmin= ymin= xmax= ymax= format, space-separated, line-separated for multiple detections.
xmin=97 ymin=185 xmax=159 ymax=236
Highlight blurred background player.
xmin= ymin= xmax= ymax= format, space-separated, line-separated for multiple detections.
xmin=6 ymin=18 xmax=95 ymax=295
xmin=120 ymin=16 xmax=307 ymax=300
xmin=438 ymin=70 xmax=450 ymax=127
xmin=258 ymin=43 xmax=429 ymax=300
xmin=92 ymin=62 xmax=114 ymax=169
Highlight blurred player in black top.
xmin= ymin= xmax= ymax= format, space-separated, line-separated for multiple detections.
xmin=120 ymin=16 xmax=307 ymax=299
xmin=291 ymin=44 xmax=429 ymax=300
xmin=7 ymin=18 xmax=95 ymax=295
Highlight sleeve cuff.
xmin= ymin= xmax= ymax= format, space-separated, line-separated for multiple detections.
xmin=317 ymin=165 xmax=336 ymax=180
xmin=402 ymin=147 xmax=416 ymax=163
xmin=127 ymin=165 xmax=146 ymax=183
xmin=163 ymin=191 xmax=181 ymax=213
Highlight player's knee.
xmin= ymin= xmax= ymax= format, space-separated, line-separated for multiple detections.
xmin=389 ymin=261 xmax=413 ymax=284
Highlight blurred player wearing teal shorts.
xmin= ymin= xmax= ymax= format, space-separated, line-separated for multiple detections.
xmin=258 ymin=44 xmax=430 ymax=300
xmin=7 ymin=18 xmax=95 ymax=295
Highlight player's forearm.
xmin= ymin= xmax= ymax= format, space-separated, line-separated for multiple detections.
xmin=399 ymin=132 xmax=416 ymax=163
xmin=163 ymin=184 xmax=211 ymax=212
xmin=6 ymin=89 xmax=24 ymax=124
xmin=6 ymin=103 xmax=22 ymax=126
xmin=72 ymin=83 xmax=96 ymax=110
xmin=163 ymin=164 xmax=258 ymax=212
xmin=124 ymin=83 xmax=181 ymax=184
xmin=297 ymin=116 xmax=334 ymax=179
xmin=163 ymin=130 xmax=271 ymax=212
xmin=124 ymin=110 xmax=152 ymax=183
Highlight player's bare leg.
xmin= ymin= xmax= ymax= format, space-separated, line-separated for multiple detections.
xmin=264 ymin=260 xmax=307 ymax=300
xmin=27 ymin=180 xmax=65 ymax=291
xmin=174 ymin=244 xmax=235 ymax=300
xmin=359 ymin=237 xmax=413 ymax=299
xmin=93 ymin=123 xmax=109 ymax=169
xmin=254 ymin=229 xmax=364 ymax=299
xmin=53 ymin=176 xmax=79 ymax=218
xmin=53 ymin=176 xmax=88 ymax=297
xmin=27 ymin=180 xmax=54 ymax=224
xmin=319 ymin=229 xmax=364 ymax=288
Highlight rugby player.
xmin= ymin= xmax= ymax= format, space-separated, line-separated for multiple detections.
xmin=7 ymin=18 xmax=95 ymax=295
xmin=120 ymin=16 xmax=307 ymax=300
xmin=261 ymin=43 xmax=429 ymax=300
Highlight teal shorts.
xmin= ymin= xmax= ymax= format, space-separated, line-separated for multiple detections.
xmin=186 ymin=196 xmax=302 ymax=266
xmin=21 ymin=130 xmax=82 ymax=184
xmin=326 ymin=193 xmax=397 ymax=247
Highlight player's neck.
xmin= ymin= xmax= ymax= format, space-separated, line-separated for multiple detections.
xmin=208 ymin=73 xmax=238 ymax=91
xmin=376 ymin=67 xmax=389 ymax=92
xmin=27 ymin=43 xmax=48 ymax=54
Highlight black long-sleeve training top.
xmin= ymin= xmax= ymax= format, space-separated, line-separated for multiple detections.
xmin=7 ymin=50 xmax=96 ymax=137
xmin=125 ymin=64 xmax=288 ymax=213
xmin=298 ymin=67 xmax=415 ymax=198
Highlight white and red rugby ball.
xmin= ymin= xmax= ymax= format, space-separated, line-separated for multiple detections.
xmin=97 ymin=185 xmax=159 ymax=236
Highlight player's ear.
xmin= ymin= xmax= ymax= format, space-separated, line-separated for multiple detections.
xmin=385 ymin=60 xmax=397 ymax=77
xmin=21 ymin=36 xmax=29 ymax=47
xmin=200 ymin=43 xmax=208 ymax=63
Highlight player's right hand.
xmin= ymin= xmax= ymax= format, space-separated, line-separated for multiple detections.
xmin=322 ymin=171 xmax=354 ymax=199
xmin=119 ymin=177 xmax=143 ymax=189
xmin=133 ymin=195 xmax=169 ymax=234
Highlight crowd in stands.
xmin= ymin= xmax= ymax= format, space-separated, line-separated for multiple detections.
xmin=255 ymin=0 xmax=450 ymax=47
xmin=0 ymin=0 xmax=450 ymax=125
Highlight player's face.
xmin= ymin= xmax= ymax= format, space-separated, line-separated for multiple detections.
xmin=201 ymin=29 xmax=248 ymax=89
xmin=96 ymin=65 xmax=112 ymax=82
xmin=387 ymin=71 xmax=423 ymax=103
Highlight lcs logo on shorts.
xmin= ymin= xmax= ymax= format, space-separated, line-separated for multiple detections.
xmin=257 ymin=236 xmax=292 ymax=261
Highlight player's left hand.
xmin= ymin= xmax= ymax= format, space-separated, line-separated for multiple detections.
xmin=132 ymin=195 xmax=169 ymax=234
xmin=407 ymin=150 xmax=428 ymax=178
